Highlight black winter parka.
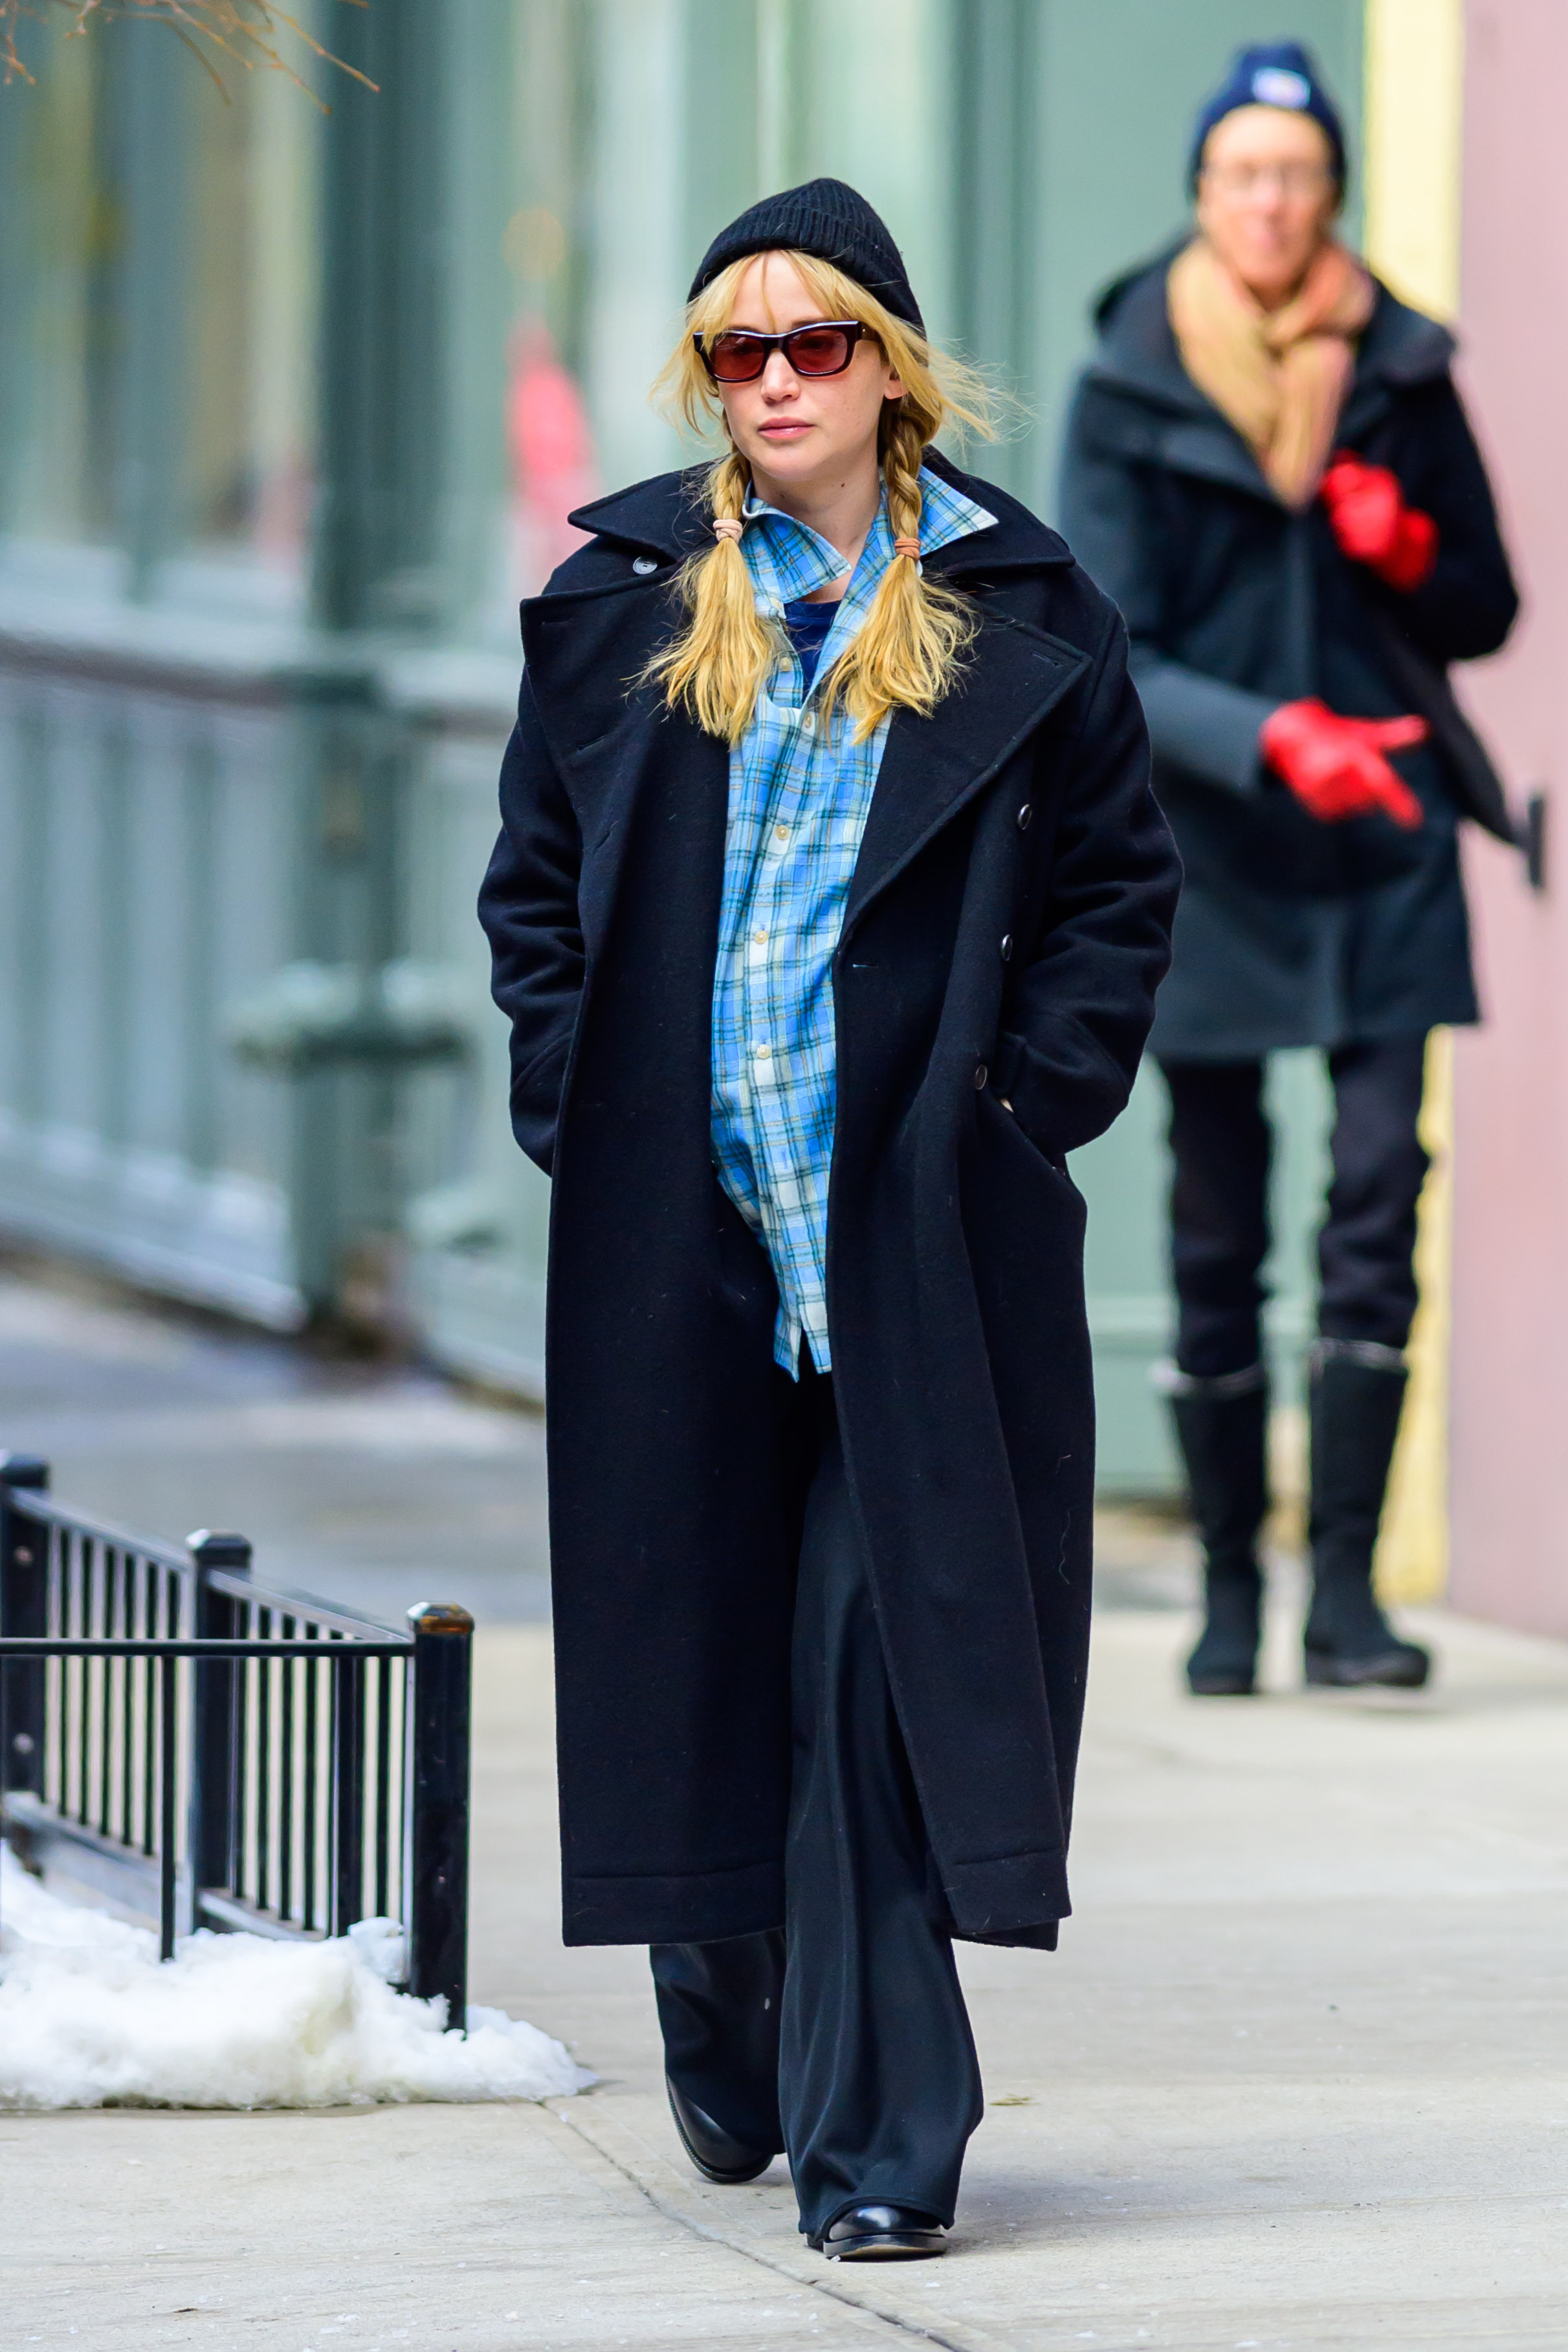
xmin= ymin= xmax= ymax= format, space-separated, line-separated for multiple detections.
xmin=479 ymin=451 xmax=1179 ymax=1949
xmin=1061 ymin=257 xmax=1519 ymax=1061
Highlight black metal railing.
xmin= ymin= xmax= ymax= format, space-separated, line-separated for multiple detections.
xmin=0 ymin=1452 xmax=473 ymax=2025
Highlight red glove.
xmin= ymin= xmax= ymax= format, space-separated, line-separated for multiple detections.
xmin=1260 ymin=698 xmax=1428 ymax=829
xmin=1320 ymin=452 xmax=1439 ymax=592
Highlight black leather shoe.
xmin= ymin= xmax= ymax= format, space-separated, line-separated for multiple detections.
xmin=1304 ymin=1634 xmax=1430 ymax=1689
xmin=665 ymin=2076 xmax=775 ymax=2184
xmin=1165 ymin=1369 xmax=1268 ymax=1698
xmin=1303 ymin=1348 xmax=1433 ymax=1691
xmin=810 ymin=2204 xmax=947 ymax=2260
xmin=1186 ymin=1566 xmax=1263 ymax=1696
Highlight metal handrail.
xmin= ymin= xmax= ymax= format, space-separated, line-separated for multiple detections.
xmin=1 ymin=1639 xmax=410 ymax=1657
xmin=199 ymin=1564 xmax=407 ymax=1643
xmin=0 ymin=1453 xmax=473 ymax=2023
xmin=0 ymin=1487 xmax=195 ymax=1575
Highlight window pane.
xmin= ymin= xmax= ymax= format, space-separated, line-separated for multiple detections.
xmin=0 ymin=23 xmax=318 ymax=585
xmin=0 ymin=25 xmax=107 ymax=542
xmin=186 ymin=59 xmax=318 ymax=568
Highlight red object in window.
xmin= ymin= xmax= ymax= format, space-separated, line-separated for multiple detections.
xmin=507 ymin=323 xmax=599 ymax=595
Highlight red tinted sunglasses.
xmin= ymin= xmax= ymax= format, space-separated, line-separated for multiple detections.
xmin=696 ymin=320 xmax=870 ymax=384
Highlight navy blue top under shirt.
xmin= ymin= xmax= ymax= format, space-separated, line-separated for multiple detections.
xmin=782 ymin=595 xmax=838 ymax=688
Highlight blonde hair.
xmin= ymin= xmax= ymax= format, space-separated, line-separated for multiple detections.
xmin=644 ymin=252 xmax=996 ymax=744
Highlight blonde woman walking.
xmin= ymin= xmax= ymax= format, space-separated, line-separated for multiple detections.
xmin=480 ymin=180 xmax=1178 ymax=2258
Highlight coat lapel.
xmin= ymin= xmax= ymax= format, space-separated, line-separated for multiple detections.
xmin=522 ymin=571 xmax=727 ymax=959
xmin=845 ymin=614 xmax=1088 ymax=931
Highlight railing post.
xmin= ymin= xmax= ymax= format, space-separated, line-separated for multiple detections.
xmin=186 ymin=1531 xmax=250 ymax=1925
xmin=1 ymin=1455 xmax=50 ymax=1800
xmin=404 ymin=1603 xmax=473 ymax=2028
xmin=331 ymin=1646 xmax=366 ymax=1935
xmin=159 ymin=1649 xmax=179 ymax=1960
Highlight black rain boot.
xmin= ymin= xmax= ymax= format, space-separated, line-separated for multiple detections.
xmin=1303 ymin=1344 xmax=1431 ymax=1689
xmin=1164 ymin=1364 xmax=1268 ymax=1697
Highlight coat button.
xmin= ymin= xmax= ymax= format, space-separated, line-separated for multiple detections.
xmin=632 ymin=557 xmax=657 ymax=576
xmin=974 ymin=1063 xmax=988 ymax=1090
xmin=1016 ymin=803 xmax=1032 ymax=831
xmin=1000 ymin=934 xmax=1013 ymax=962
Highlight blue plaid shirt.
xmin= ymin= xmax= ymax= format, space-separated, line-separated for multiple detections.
xmin=711 ymin=465 xmax=997 ymax=1375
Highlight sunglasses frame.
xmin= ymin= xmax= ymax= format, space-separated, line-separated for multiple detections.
xmin=695 ymin=320 xmax=870 ymax=384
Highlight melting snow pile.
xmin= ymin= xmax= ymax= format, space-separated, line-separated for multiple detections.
xmin=0 ymin=1845 xmax=593 ymax=2111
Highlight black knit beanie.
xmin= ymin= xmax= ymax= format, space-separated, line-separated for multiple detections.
xmin=687 ymin=177 xmax=924 ymax=334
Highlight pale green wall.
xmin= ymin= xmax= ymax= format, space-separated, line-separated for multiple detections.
xmin=1027 ymin=0 xmax=1364 ymax=517
xmin=0 ymin=0 xmax=1371 ymax=1489
xmin=1020 ymin=1 xmax=1365 ymax=1487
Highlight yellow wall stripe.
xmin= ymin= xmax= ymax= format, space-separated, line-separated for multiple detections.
xmin=1363 ymin=0 xmax=1464 ymax=321
xmin=1361 ymin=0 xmax=1464 ymax=1603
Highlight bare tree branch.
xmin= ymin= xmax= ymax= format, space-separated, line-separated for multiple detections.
xmin=1 ymin=0 xmax=376 ymax=105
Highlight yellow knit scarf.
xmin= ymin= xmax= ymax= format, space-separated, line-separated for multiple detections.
xmin=1167 ymin=236 xmax=1376 ymax=509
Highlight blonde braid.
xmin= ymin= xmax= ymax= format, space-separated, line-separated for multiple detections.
xmin=820 ymin=406 xmax=977 ymax=742
xmin=884 ymin=407 xmax=928 ymax=546
xmin=643 ymin=450 xmax=786 ymax=744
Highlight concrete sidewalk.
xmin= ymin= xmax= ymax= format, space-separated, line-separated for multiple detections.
xmin=3 ymin=1260 xmax=1568 ymax=2348
xmin=8 ymin=1604 xmax=1568 ymax=2351
xmin=0 ymin=1252 xmax=551 ymax=1625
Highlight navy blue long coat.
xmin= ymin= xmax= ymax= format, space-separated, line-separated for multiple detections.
xmin=478 ymin=452 xmax=1178 ymax=1948
xmin=1061 ymin=256 xmax=1519 ymax=1061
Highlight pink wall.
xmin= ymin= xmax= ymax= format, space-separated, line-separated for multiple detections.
xmin=1448 ymin=0 xmax=1568 ymax=1632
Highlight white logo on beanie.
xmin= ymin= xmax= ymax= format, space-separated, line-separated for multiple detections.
xmin=1252 ymin=66 xmax=1311 ymax=108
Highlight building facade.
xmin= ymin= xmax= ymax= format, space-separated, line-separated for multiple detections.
xmin=1446 ymin=0 xmax=1568 ymax=1636
xmin=0 ymin=1 xmax=1443 ymax=1502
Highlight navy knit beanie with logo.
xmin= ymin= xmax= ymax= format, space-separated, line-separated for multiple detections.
xmin=1188 ymin=41 xmax=1347 ymax=192
xmin=688 ymin=177 xmax=924 ymax=335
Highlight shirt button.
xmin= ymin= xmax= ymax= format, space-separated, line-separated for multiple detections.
xmin=773 ymin=825 xmax=789 ymax=843
xmin=754 ymin=1042 xmax=771 ymax=1060
xmin=1000 ymin=934 xmax=1013 ymax=962
xmin=632 ymin=557 xmax=657 ymax=577
xmin=753 ymin=927 xmax=768 ymax=945
xmin=974 ymin=1063 xmax=989 ymax=1090
xmin=1017 ymin=803 xmax=1033 ymax=831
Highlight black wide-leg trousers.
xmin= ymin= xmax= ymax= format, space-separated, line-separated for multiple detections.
xmin=650 ymin=1368 xmax=984 ymax=2239
xmin=1158 ymin=1036 xmax=1430 ymax=1378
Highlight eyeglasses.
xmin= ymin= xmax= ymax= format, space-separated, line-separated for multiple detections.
xmin=1200 ymin=161 xmax=1335 ymax=200
xmin=696 ymin=320 xmax=870 ymax=384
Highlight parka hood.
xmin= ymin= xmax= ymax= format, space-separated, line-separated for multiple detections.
xmin=568 ymin=445 xmax=1073 ymax=577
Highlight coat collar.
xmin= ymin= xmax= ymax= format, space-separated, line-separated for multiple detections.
xmin=567 ymin=447 xmax=1072 ymax=579
xmin=735 ymin=467 xmax=999 ymax=702
xmin=1081 ymin=250 xmax=1457 ymax=500
xmin=543 ymin=457 xmax=1086 ymax=935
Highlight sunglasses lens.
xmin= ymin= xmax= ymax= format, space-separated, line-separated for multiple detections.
xmin=787 ymin=327 xmax=854 ymax=375
xmin=707 ymin=334 xmax=767 ymax=383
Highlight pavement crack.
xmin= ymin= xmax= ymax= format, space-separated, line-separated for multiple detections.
xmin=547 ymin=2097 xmax=1018 ymax=2352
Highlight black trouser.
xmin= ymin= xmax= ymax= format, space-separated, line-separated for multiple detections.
xmin=650 ymin=1368 xmax=984 ymax=2239
xmin=1158 ymin=1036 xmax=1430 ymax=1378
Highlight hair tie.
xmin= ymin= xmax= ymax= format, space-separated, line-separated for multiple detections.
xmin=712 ymin=516 xmax=744 ymax=544
xmin=893 ymin=537 xmax=922 ymax=560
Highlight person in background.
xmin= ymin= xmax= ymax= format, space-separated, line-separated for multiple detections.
xmin=481 ymin=179 xmax=1176 ymax=2258
xmin=1060 ymin=43 xmax=1519 ymax=1698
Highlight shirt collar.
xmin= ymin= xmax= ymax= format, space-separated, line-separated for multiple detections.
xmin=738 ymin=465 xmax=997 ymax=612
xmin=736 ymin=466 xmax=997 ymax=698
